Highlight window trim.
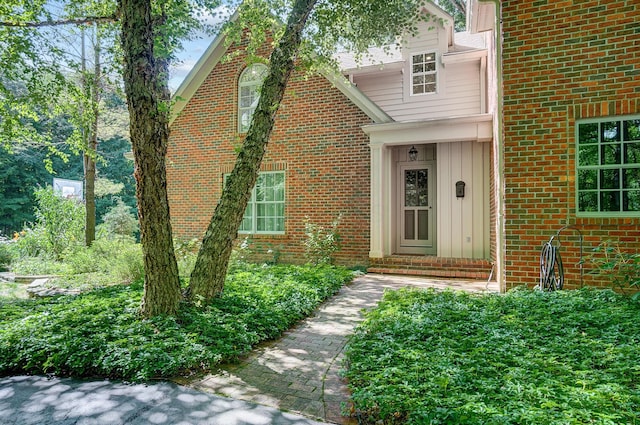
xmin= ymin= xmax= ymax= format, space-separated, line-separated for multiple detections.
xmin=225 ymin=171 xmax=286 ymax=235
xmin=409 ymin=51 xmax=438 ymax=96
xmin=575 ymin=115 xmax=640 ymax=217
xmin=238 ymin=63 xmax=268 ymax=133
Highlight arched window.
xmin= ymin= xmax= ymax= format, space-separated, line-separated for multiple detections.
xmin=238 ymin=63 xmax=268 ymax=132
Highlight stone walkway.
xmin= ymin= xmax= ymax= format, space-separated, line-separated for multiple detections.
xmin=185 ymin=274 xmax=498 ymax=424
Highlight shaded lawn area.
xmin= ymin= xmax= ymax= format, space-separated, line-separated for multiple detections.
xmin=344 ymin=288 xmax=640 ymax=425
xmin=0 ymin=263 xmax=353 ymax=381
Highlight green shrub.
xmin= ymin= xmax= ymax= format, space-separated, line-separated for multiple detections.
xmin=344 ymin=288 xmax=640 ymax=424
xmin=174 ymin=238 xmax=200 ymax=278
xmin=13 ymin=227 xmax=50 ymax=259
xmin=588 ymin=240 xmax=640 ymax=295
xmin=99 ymin=198 xmax=139 ymax=238
xmin=10 ymin=257 xmax=71 ymax=275
xmin=302 ymin=215 xmax=342 ymax=265
xmin=0 ymin=263 xmax=353 ymax=381
xmin=11 ymin=237 xmax=144 ymax=285
xmin=0 ymin=237 xmax=15 ymax=271
xmin=13 ymin=187 xmax=85 ymax=260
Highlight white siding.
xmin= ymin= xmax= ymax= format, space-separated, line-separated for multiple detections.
xmin=405 ymin=26 xmax=440 ymax=52
xmin=353 ymin=59 xmax=482 ymax=122
xmin=436 ymin=141 xmax=490 ymax=259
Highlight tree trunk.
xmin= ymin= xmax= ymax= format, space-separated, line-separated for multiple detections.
xmin=84 ymin=27 xmax=100 ymax=247
xmin=120 ymin=0 xmax=181 ymax=316
xmin=187 ymin=0 xmax=318 ymax=301
xmin=84 ymin=152 xmax=96 ymax=245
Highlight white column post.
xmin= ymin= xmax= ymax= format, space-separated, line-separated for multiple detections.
xmin=369 ymin=143 xmax=386 ymax=258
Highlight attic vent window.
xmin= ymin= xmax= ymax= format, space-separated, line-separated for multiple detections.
xmin=411 ymin=52 xmax=437 ymax=95
xmin=239 ymin=63 xmax=268 ymax=132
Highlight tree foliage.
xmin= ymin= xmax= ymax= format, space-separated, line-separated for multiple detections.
xmin=2 ymin=0 xmax=462 ymax=316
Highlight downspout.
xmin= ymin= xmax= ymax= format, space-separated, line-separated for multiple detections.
xmin=474 ymin=0 xmax=505 ymax=292
xmin=490 ymin=0 xmax=506 ymax=293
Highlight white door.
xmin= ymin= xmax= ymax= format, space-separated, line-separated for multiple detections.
xmin=398 ymin=163 xmax=436 ymax=254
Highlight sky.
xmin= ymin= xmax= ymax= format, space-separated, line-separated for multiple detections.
xmin=169 ymin=35 xmax=215 ymax=92
xmin=168 ymin=5 xmax=231 ymax=91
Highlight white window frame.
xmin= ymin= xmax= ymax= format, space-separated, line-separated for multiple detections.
xmin=410 ymin=52 xmax=438 ymax=96
xmin=226 ymin=171 xmax=285 ymax=234
xmin=576 ymin=115 xmax=640 ymax=217
xmin=238 ymin=63 xmax=268 ymax=133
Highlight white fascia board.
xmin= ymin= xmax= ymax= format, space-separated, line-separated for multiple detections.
xmin=342 ymin=61 xmax=405 ymax=76
xmin=441 ymin=49 xmax=487 ymax=66
xmin=363 ymin=113 xmax=493 ymax=145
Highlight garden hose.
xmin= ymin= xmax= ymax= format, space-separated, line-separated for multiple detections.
xmin=539 ymin=237 xmax=564 ymax=291
xmin=538 ymin=225 xmax=584 ymax=291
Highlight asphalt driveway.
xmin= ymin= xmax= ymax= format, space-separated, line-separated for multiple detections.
xmin=0 ymin=375 xmax=329 ymax=425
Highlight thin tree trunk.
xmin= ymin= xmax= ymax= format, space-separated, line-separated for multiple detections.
xmin=84 ymin=26 xmax=100 ymax=246
xmin=187 ymin=0 xmax=318 ymax=301
xmin=120 ymin=0 xmax=181 ymax=316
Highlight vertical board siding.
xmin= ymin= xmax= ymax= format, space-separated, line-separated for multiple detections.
xmin=437 ymin=141 xmax=490 ymax=259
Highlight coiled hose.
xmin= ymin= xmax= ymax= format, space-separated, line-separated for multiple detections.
xmin=538 ymin=225 xmax=583 ymax=291
xmin=539 ymin=237 xmax=564 ymax=291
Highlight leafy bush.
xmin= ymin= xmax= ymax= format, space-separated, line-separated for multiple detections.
xmin=0 ymin=236 xmax=15 ymax=271
xmin=0 ymin=263 xmax=353 ymax=381
xmin=174 ymin=238 xmax=200 ymax=278
xmin=65 ymin=237 xmax=144 ymax=283
xmin=588 ymin=240 xmax=640 ymax=295
xmin=345 ymin=288 xmax=640 ymax=425
xmin=13 ymin=187 xmax=85 ymax=260
xmin=10 ymin=257 xmax=71 ymax=276
xmin=302 ymin=215 xmax=342 ymax=265
xmin=10 ymin=237 xmax=144 ymax=286
xmin=98 ymin=198 xmax=139 ymax=238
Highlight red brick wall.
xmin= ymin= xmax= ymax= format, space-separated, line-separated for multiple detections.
xmin=501 ymin=0 xmax=640 ymax=289
xmin=167 ymin=40 xmax=373 ymax=267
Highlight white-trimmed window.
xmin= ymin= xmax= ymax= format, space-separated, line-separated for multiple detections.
xmin=238 ymin=63 xmax=268 ymax=132
xmin=234 ymin=171 xmax=285 ymax=234
xmin=577 ymin=116 xmax=640 ymax=215
xmin=410 ymin=52 xmax=437 ymax=95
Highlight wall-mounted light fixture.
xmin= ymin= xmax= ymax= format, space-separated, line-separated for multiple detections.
xmin=408 ymin=145 xmax=418 ymax=161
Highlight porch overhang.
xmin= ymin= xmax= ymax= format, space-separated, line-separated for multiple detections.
xmin=363 ymin=113 xmax=493 ymax=146
xmin=366 ymin=113 xmax=494 ymax=261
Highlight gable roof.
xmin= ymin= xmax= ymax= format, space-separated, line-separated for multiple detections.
xmin=170 ymin=12 xmax=392 ymax=126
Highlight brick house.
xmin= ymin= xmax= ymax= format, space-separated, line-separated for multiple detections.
xmin=167 ymin=2 xmax=498 ymax=281
xmin=499 ymin=0 xmax=640 ymax=290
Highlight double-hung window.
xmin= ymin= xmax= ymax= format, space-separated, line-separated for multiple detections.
xmin=410 ymin=52 xmax=437 ymax=95
xmin=577 ymin=116 xmax=640 ymax=215
xmin=235 ymin=172 xmax=285 ymax=234
xmin=238 ymin=63 xmax=268 ymax=132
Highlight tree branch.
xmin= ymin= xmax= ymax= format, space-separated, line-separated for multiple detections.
xmin=0 ymin=15 xmax=118 ymax=28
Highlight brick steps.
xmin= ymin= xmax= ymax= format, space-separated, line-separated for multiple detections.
xmin=368 ymin=256 xmax=494 ymax=280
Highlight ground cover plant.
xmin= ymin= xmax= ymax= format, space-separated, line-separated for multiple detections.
xmin=344 ymin=288 xmax=640 ymax=424
xmin=0 ymin=263 xmax=352 ymax=381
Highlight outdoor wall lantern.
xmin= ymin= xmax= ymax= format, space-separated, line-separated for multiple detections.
xmin=408 ymin=145 xmax=418 ymax=161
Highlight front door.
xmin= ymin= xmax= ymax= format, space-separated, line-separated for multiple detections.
xmin=397 ymin=163 xmax=436 ymax=254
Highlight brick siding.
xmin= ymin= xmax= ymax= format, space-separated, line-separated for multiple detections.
xmin=168 ymin=40 xmax=373 ymax=267
xmin=501 ymin=0 xmax=640 ymax=289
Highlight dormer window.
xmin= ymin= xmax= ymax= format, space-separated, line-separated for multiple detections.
xmin=238 ymin=63 xmax=268 ymax=132
xmin=411 ymin=52 xmax=437 ymax=95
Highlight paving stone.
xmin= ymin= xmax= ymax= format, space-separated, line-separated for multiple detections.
xmin=185 ymin=274 xmax=498 ymax=424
